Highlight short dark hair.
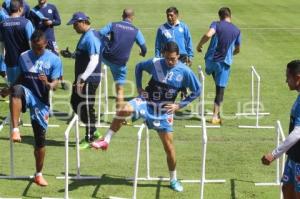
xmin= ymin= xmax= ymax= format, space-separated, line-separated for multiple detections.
xmin=166 ymin=7 xmax=178 ymax=15
xmin=287 ymin=60 xmax=300 ymax=76
xmin=218 ymin=7 xmax=231 ymax=20
xmin=163 ymin=41 xmax=179 ymax=55
xmin=30 ymin=30 xmax=47 ymax=42
xmin=10 ymin=0 xmax=23 ymax=13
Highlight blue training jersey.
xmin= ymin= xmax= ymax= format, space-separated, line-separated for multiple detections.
xmin=100 ymin=20 xmax=146 ymax=66
xmin=2 ymin=0 xmax=31 ymax=19
xmin=19 ymin=49 xmax=62 ymax=106
xmin=30 ymin=3 xmax=61 ymax=42
xmin=75 ymin=28 xmax=101 ymax=83
xmin=0 ymin=7 xmax=8 ymax=21
xmin=205 ymin=20 xmax=241 ymax=66
xmin=135 ymin=58 xmax=201 ymax=108
xmin=155 ymin=21 xmax=193 ymax=58
xmin=287 ymin=94 xmax=300 ymax=163
xmin=0 ymin=16 xmax=34 ymax=67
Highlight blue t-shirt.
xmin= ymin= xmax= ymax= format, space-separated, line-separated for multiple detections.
xmin=0 ymin=16 xmax=34 ymax=67
xmin=155 ymin=21 xmax=193 ymax=58
xmin=75 ymin=28 xmax=101 ymax=83
xmin=205 ymin=20 xmax=241 ymax=66
xmin=100 ymin=20 xmax=146 ymax=66
xmin=2 ymin=0 xmax=31 ymax=19
xmin=135 ymin=58 xmax=201 ymax=108
xmin=0 ymin=8 xmax=8 ymax=22
xmin=30 ymin=3 xmax=61 ymax=42
xmin=19 ymin=49 xmax=62 ymax=105
xmin=287 ymin=94 xmax=300 ymax=163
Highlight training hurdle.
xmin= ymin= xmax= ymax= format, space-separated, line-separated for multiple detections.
xmin=0 ymin=122 xmax=33 ymax=180
xmin=56 ymin=115 xmax=102 ymax=199
xmin=237 ymin=66 xmax=273 ymax=129
xmin=0 ymin=115 xmax=9 ymax=132
xmin=255 ymin=120 xmax=286 ymax=199
xmin=185 ymin=65 xmax=220 ymax=128
xmin=111 ymin=118 xmax=225 ymax=199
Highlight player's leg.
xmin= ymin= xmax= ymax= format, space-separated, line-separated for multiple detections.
xmin=91 ymin=98 xmax=142 ymax=150
xmin=281 ymin=159 xmax=298 ymax=199
xmin=115 ymin=84 xmax=124 ymax=111
xmin=10 ymin=85 xmax=26 ymax=142
xmin=32 ymin=120 xmax=48 ymax=186
xmin=282 ymin=184 xmax=296 ymax=199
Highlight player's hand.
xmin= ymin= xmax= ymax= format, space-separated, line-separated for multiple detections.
xmin=187 ymin=57 xmax=192 ymax=67
xmin=261 ymin=153 xmax=275 ymax=165
xmin=43 ymin=19 xmax=53 ymax=26
xmin=76 ymin=82 xmax=85 ymax=94
xmin=137 ymin=88 xmax=148 ymax=99
xmin=60 ymin=47 xmax=73 ymax=58
xmin=39 ymin=74 xmax=49 ymax=88
xmin=197 ymin=46 xmax=203 ymax=53
xmin=0 ymin=87 xmax=10 ymax=98
xmin=164 ymin=103 xmax=180 ymax=113
xmin=139 ymin=50 xmax=146 ymax=57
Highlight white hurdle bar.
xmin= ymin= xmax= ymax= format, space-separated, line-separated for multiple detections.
xmin=255 ymin=120 xmax=286 ymax=188
xmin=0 ymin=122 xmax=33 ymax=180
xmin=185 ymin=65 xmax=220 ymax=128
xmin=238 ymin=66 xmax=273 ymax=129
xmin=236 ymin=66 xmax=270 ymax=117
xmin=23 ymin=90 xmax=59 ymax=128
xmin=56 ymin=115 xmax=102 ymax=199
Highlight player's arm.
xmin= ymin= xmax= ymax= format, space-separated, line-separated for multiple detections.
xmin=154 ymin=28 xmax=162 ymax=57
xmin=196 ymin=28 xmax=216 ymax=53
xmin=135 ymin=30 xmax=147 ymax=57
xmin=135 ymin=58 xmax=154 ymax=95
xmin=50 ymin=6 xmax=61 ymax=26
xmin=25 ymin=21 xmax=35 ymax=47
xmin=99 ymin=23 xmax=112 ymax=36
xmin=45 ymin=57 xmax=62 ymax=90
xmin=233 ymin=32 xmax=241 ymax=55
xmin=262 ymin=126 xmax=300 ymax=165
xmin=184 ymin=24 xmax=194 ymax=59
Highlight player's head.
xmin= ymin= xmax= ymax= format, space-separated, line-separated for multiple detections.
xmin=218 ymin=7 xmax=231 ymax=20
xmin=163 ymin=41 xmax=179 ymax=67
xmin=31 ymin=30 xmax=47 ymax=56
xmin=38 ymin=0 xmax=47 ymax=5
xmin=67 ymin=12 xmax=90 ymax=33
xmin=122 ymin=8 xmax=134 ymax=21
xmin=10 ymin=0 xmax=23 ymax=14
xmin=286 ymin=60 xmax=300 ymax=90
xmin=166 ymin=7 xmax=179 ymax=25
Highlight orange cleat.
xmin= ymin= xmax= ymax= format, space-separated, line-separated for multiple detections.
xmin=34 ymin=175 xmax=48 ymax=187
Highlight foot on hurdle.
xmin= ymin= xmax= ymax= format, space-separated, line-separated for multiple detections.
xmin=34 ymin=174 xmax=48 ymax=186
xmin=91 ymin=138 xmax=108 ymax=150
xmin=11 ymin=129 xmax=21 ymax=142
xmin=79 ymin=130 xmax=102 ymax=150
xmin=170 ymin=179 xmax=183 ymax=192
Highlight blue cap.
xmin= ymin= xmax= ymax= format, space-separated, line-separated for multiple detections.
xmin=67 ymin=12 xmax=90 ymax=25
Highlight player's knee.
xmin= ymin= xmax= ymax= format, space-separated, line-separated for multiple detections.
xmin=214 ymin=86 xmax=225 ymax=106
xmin=116 ymin=103 xmax=133 ymax=117
xmin=11 ymin=85 xmax=24 ymax=99
xmin=32 ymin=121 xmax=46 ymax=148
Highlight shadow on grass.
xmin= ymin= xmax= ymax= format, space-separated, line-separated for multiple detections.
xmin=57 ymin=174 xmax=168 ymax=198
xmin=230 ymin=178 xmax=256 ymax=199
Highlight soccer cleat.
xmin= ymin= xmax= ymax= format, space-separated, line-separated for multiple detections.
xmin=170 ymin=179 xmax=183 ymax=192
xmin=93 ymin=130 xmax=102 ymax=140
xmin=91 ymin=138 xmax=109 ymax=150
xmin=11 ymin=131 xmax=21 ymax=142
xmin=207 ymin=117 xmax=222 ymax=125
xmin=34 ymin=175 xmax=48 ymax=186
xmin=79 ymin=139 xmax=91 ymax=150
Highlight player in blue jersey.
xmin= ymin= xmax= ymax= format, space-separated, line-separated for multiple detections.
xmin=99 ymin=8 xmax=147 ymax=110
xmin=0 ymin=7 xmax=8 ymax=78
xmin=0 ymin=30 xmax=62 ymax=186
xmin=0 ymin=0 xmax=34 ymax=85
xmin=262 ymin=60 xmax=300 ymax=199
xmin=92 ymin=41 xmax=201 ymax=192
xmin=2 ymin=0 xmax=30 ymax=19
xmin=155 ymin=7 xmax=193 ymax=66
xmin=196 ymin=7 xmax=241 ymax=124
xmin=61 ymin=12 xmax=102 ymax=149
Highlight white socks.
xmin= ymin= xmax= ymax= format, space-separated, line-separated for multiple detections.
xmin=104 ymin=129 xmax=115 ymax=143
xmin=169 ymin=170 xmax=177 ymax=181
xmin=12 ymin=128 xmax=19 ymax=133
xmin=35 ymin=172 xmax=42 ymax=177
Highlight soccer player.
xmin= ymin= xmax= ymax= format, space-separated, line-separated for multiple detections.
xmin=155 ymin=7 xmax=193 ymax=66
xmin=0 ymin=0 xmax=34 ymax=85
xmin=2 ymin=0 xmax=30 ymax=19
xmin=0 ymin=30 xmax=62 ymax=186
xmin=92 ymin=41 xmax=201 ymax=192
xmin=30 ymin=0 xmax=67 ymax=90
xmin=99 ymin=8 xmax=147 ymax=110
xmin=196 ymin=7 xmax=241 ymax=124
xmin=61 ymin=12 xmax=101 ymax=149
xmin=0 ymin=7 xmax=8 ymax=78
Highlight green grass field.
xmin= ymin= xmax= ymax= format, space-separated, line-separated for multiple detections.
xmin=1 ymin=0 xmax=300 ymax=198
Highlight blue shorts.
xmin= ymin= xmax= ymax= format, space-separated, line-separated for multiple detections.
xmin=22 ymin=86 xmax=50 ymax=130
xmin=129 ymin=97 xmax=174 ymax=133
xmin=205 ymin=60 xmax=231 ymax=87
xmin=0 ymin=55 xmax=6 ymax=72
xmin=281 ymin=158 xmax=300 ymax=192
xmin=6 ymin=66 xmax=21 ymax=85
xmin=102 ymin=58 xmax=127 ymax=85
